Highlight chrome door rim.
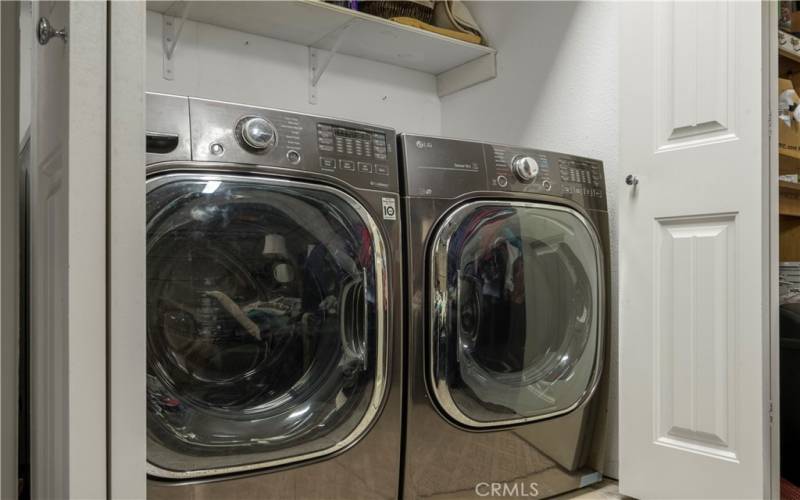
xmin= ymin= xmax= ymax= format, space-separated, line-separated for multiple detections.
xmin=145 ymin=171 xmax=390 ymax=479
xmin=426 ymin=199 xmax=605 ymax=429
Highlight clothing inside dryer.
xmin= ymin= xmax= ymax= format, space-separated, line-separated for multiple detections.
xmin=146 ymin=176 xmax=383 ymax=474
xmin=431 ymin=203 xmax=601 ymax=424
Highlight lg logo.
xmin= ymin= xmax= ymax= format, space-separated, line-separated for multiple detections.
xmin=474 ymin=482 xmax=540 ymax=497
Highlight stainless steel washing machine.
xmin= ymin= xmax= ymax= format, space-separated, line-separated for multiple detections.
xmin=399 ymin=135 xmax=610 ymax=499
xmin=144 ymin=93 xmax=403 ymax=499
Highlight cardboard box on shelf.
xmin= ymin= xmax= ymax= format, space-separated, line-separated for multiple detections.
xmin=789 ymin=73 xmax=800 ymax=94
xmin=780 ymin=78 xmax=800 ymax=161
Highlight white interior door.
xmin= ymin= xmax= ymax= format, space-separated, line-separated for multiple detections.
xmin=619 ymin=1 xmax=773 ymax=499
xmin=28 ymin=1 xmax=107 ymax=498
xmin=0 ymin=3 xmax=20 ymax=500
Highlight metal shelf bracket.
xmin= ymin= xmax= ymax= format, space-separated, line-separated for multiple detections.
xmin=308 ymin=21 xmax=353 ymax=104
xmin=162 ymin=2 xmax=192 ymax=80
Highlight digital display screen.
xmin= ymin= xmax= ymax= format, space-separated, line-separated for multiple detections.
xmin=334 ymin=126 xmax=374 ymax=142
xmin=318 ymin=123 xmax=388 ymax=161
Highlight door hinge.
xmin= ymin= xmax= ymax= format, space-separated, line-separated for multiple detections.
xmin=769 ymin=110 xmax=773 ymax=140
xmin=769 ymin=401 xmax=774 ymax=424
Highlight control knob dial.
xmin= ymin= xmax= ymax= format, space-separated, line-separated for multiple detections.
xmin=511 ymin=155 xmax=539 ymax=183
xmin=238 ymin=116 xmax=277 ymax=152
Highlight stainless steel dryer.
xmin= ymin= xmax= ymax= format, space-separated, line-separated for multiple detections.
xmin=144 ymin=93 xmax=402 ymax=499
xmin=399 ymin=135 xmax=610 ymax=499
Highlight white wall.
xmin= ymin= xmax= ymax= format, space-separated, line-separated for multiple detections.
xmin=440 ymin=1 xmax=620 ymax=478
xmin=146 ymin=10 xmax=441 ymax=135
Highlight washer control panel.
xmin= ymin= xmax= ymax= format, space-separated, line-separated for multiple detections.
xmin=557 ymin=157 xmax=604 ymax=198
xmin=488 ymin=146 xmax=554 ymax=193
xmin=316 ymin=124 xmax=392 ymax=180
xmin=153 ymin=95 xmax=398 ymax=192
xmin=400 ymin=134 xmax=606 ymax=211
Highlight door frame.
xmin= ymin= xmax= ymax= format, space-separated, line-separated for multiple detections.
xmin=107 ymin=1 xmax=146 ymax=498
xmin=770 ymin=1 xmax=780 ymax=498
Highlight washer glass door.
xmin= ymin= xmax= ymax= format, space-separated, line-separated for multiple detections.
xmin=146 ymin=173 xmax=388 ymax=479
xmin=429 ymin=201 xmax=603 ymax=427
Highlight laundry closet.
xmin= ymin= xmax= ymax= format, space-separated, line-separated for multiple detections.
xmin=140 ymin=3 xmax=618 ymax=499
xmin=3 ymin=1 xmax=782 ymax=500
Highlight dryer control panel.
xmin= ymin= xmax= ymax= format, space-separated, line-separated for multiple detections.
xmin=145 ymin=93 xmax=399 ymax=193
xmin=400 ymin=134 xmax=606 ymax=212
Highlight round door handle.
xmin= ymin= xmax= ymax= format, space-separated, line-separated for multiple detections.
xmin=37 ymin=17 xmax=67 ymax=45
xmin=625 ymin=174 xmax=639 ymax=186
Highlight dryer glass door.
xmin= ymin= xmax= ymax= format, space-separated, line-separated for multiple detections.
xmin=145 ymin=173 xmax=389 ymax=479
xmin=429 ymin=201 xmax=603 ymax=428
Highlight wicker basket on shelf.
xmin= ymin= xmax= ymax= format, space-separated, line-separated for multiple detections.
xmin=359 ymin=1 xmax=435 ymax=24
xmin=324 ymin=1 xmax=359 ymax=9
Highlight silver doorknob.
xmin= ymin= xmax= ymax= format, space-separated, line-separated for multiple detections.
xmin=37 ymin=17 xmax=67 ymax=45
xmin=625 ymin=174 xmax=639 ymax=186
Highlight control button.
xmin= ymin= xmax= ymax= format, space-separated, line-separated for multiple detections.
xmin=319 ymin=145 xmax=334 ymax=152
xmin=375 ymin=164 xmax=390 ymax=176
xmin=238 ymin=116 xmax=276 ymax=151
xmin=542 ymin=180 xmax=552 ymax=192
xmin=320 ymin=158 xmax=336 ymax=171
xmin=286 ymin=150 xmax=301 ymax=164
xmin=340 ymin=160 xmax=355 ymax=171
xmin=497 ymin=175 xmax=508 ymax=188
xmin=511 ymin=155 xmax=539 ymax=183
xmin=358 ymin=162 xmax=373 ymax=173
xmin=210 ymin=143 xmax=224 ymax=156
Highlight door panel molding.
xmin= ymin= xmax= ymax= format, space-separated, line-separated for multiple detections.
xmin=654 ymin=213 xmax=737 ymax=462
xmin=655 ymin=0 xmax=738 ymax=151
